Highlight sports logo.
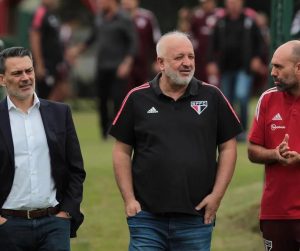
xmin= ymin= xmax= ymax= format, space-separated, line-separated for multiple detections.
xmin=191 ymin=101 xmax=208 ymax=115
xmin=271 ymin=124 xmax=285 ymax=131
xmin=147 ymin=107 xmax=158 ymax=114
xmin=264 ymin=239 xmax=272 ymax=251
xmin=272 ymin=113 xmax=282 ymax=121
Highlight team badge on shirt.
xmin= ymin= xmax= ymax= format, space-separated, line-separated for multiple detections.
xmin=191 ymin=101 xmax=208 ymax=115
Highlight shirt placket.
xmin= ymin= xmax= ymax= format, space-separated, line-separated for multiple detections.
xmin=24 ymin=111 xmax=38 ymax=204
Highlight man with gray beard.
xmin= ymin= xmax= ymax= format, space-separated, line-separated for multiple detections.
xmin=109 ymin=31 xmax=242 ymax=251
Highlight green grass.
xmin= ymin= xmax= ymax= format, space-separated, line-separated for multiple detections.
xmin=70 ymin=99 xmax=265 ymax=251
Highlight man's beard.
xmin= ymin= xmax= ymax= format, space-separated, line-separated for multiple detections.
xmin=276 ymin=83 xmax=289 ymax=92
xmin=274 ymin=78 xmax=297 ymax=92
xmin=165 ymin=67 xmax=194 ymax=86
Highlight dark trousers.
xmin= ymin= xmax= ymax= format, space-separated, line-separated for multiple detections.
xmin=96 ymin=68 xmax=127 ymax=138
xmin=0 ymin=215 xmax=70 ymax=251
xmin=260 ymin=220 xmax=300 ymax=251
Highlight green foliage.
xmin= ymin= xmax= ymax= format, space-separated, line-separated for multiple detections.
xmin=71 ymin=103 xmax=264 ymax=250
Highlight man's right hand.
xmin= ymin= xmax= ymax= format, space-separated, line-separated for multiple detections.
xmin=125 ymin=199 xmax=141 ymax=217
xmin=275 ymin=134 xmax=300 ymax=165
xmin=65 ymin=44 xmax=85 ymax=65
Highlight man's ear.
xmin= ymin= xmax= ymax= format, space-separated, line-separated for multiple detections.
xmin=0 ymin=74 xmax=6 ymax=87
xmin=295 ymin=62 xmax=300 ymax=77
xmin=157 ymin=57 xmax=164 ymax=71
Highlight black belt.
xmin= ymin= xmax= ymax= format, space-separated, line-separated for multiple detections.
xmin=0 ymin=206 xmax=59 ymax=219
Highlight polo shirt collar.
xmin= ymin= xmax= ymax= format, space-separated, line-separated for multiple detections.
xmin=150 ymin=73 xmax=202 ymax=97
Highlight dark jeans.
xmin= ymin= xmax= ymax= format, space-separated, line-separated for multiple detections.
xmin=127 ymin=211 xmax=214 ymax=251
xmin=260 ymin=220 xmax=300 ymax=251
xmin=0 ymin=215 xmax=70 ymax=251
xmin=96 ymin=68 xmax=127 ymax=138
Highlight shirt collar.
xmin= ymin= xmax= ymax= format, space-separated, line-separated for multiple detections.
xmin=150 ymin=73 xmax=201 ymax=97
xmin=7 ymin=93 xmax=40 ymax=111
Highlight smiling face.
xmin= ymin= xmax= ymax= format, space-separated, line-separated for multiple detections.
xmin=157 ymin=34 xmax=195 ymax=86
xmin=0 ymin=56 xmax=35 ymax=103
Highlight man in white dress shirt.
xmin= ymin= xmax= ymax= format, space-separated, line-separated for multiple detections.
xmin=0 ymin=47 xmax=85 ymax=251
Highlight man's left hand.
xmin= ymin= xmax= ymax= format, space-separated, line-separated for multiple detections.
xmin=282 ymin=151 xmax=300 ymax=165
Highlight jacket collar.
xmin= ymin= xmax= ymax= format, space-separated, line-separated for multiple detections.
xmin=0 ymin=98 xmax=14 ymax=161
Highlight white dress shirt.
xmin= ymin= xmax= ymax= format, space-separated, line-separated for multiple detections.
xmin=2 ymin=94 xmax=58 ymax=210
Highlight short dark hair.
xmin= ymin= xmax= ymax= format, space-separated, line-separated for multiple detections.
xmin=0 ymin=47 xmax=33 ymax=74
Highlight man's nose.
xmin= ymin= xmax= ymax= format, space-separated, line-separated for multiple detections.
xmin=182 ymin=57 xmax=193 ymax=66
xmin=20 ymin=72 xmax=30 ymax=80
xmin=270 ymin=67 xmax=277 ymax=77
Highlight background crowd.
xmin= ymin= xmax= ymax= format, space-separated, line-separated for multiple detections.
xmin=1 ymin=1 xmax=300 ymax=250
xmin=0 ymin=0 xmax=275 ymax=141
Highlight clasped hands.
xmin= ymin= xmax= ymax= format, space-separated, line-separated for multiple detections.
xmin=276 ymin=134 xmax=300 ymax=165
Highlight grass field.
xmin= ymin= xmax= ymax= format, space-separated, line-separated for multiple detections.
xmin=70 ymin=99 xmax=265 ymax=251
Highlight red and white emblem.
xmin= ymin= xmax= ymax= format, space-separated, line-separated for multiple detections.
xmin=191 ymin=101 xmax=208 ymax=115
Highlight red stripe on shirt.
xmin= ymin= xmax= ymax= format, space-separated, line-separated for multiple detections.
xmin=32 ymin=6 xmax=47 ymax=29
xmin=202 ymin=82 xmax=241 ymax=123
xmin=112 ymin=83 xmax=150 ymax=125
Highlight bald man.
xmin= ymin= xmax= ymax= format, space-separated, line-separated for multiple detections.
xmin=248 ymin=40 xmax=300 ymax=251
xmin=110 ymin=31 xmax=242 ymax=251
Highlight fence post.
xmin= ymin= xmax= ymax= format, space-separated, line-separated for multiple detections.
xmin=270 ymin=0 xmax=294 ymax=55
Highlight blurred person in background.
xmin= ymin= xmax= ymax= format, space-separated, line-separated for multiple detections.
xmin=30 ymin=0 xmax=70 ymax=102
xmin=248 ymin=40 xmax=300 ymax=251
xmin=252 ymin=11 xmax=270 ymax=95
xmin=121 ymin=0 xmax=161 ymax=89
xmin=67 ymin=0 xmax=137 ymax=140
xmin=207 ymin=0 xmax=264 ymax=141
xmin=177 ymin=7 xmax=192 ymax=33
xmin=190 ymin=0 xmax=218 ymax=84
